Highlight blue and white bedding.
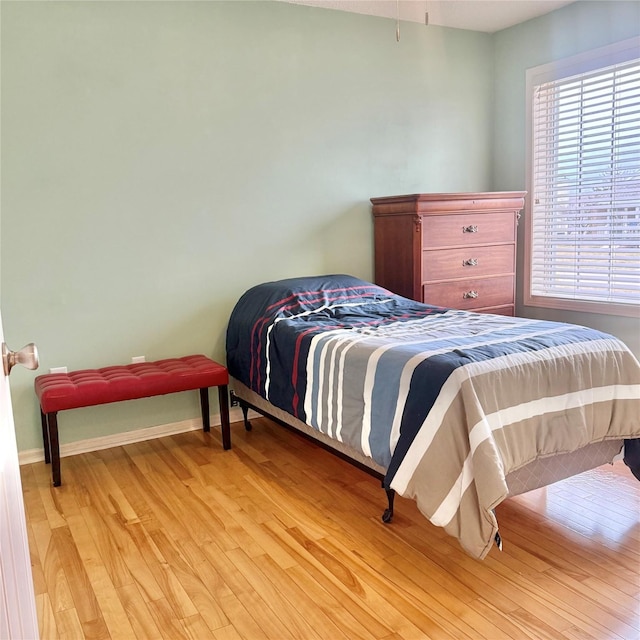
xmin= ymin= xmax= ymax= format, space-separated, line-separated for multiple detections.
xmin=226 ymin=275 xmax=640 ymax=558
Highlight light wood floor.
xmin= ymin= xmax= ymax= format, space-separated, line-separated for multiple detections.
xmin=22 ymin=417 xmax=640 ymax=640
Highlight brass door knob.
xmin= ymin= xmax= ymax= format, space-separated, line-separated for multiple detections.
xmin=2 ymin=342 xmax=39 ymax=376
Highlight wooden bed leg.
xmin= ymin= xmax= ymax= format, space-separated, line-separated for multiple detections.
xmin=240 ymin=401 xmax=252 ymax=431
xmin=382 ymin=487 xmax=395 ymax=523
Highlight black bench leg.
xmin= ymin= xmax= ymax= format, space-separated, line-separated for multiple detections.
xmin=47 ymin=412 xmax=61 ymax=487
xmin=218 ymin=384 xmax=231 ymax=450
xmin=199 ymin=387 xmax=211 ymax=432
xmin=200 ymin=386 xmax=231 ymax=450
xmin=40 ymin=409 xmax=51 ymax=464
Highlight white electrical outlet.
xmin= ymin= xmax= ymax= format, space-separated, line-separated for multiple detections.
xmin=49 ymin=366 xmax=68 ymax=374
xmin=131 ymin=356 xmax=146 ymax=364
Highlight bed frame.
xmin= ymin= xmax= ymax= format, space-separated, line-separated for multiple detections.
xmin=230 ymin=379 xmax=625 ymax=528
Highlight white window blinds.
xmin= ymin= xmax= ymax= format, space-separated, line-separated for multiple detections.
xmin=529 ymin=49 xmax=640 ymax=312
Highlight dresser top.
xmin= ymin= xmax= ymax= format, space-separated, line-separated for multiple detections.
xmin=371 ymin=191 xmax=527 ymax=216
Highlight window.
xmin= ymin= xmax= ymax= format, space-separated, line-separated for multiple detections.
xmin=525 ymin=37 xmax=640 ymax=317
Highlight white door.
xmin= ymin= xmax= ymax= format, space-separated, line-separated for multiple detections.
xmin=0 ymin=313 xmax=39 ymax=639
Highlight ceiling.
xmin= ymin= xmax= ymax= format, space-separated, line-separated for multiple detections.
xmin=277 ymin=0 xmax=576 ymax=33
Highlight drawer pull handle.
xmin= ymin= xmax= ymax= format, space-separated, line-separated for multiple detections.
xmin=462 ymin=225 xmax=478 ymax=233
xmin=463 ymin=290 xmax=479 ymax=299
xmin=462 ymin=258 xmax=478 ymax=267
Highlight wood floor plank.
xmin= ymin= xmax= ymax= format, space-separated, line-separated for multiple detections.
xmin=23 ymin=419 xmax=640 ymax=640
xmin=199 ymin=538 xmax=298 ymax=640
xmin=181 ymin=613 xmax=220 ymax=640
xmin=26 ymin=522 xmax=47 ymax=597
xmin=211 ymin=624 xmax=244 ymax=640
xmin=228 ymin=508 xmax=299 ymax=569
xmin=20 ymin=464 xmax=47 ymax=524
xmin=79 ymin=452 xmax=137 ymax=522
xmin=116 ymin=583 xmax=164 ymax=639
xmin=149 ymin=528 xmax=229 ymax=633
xmin=175 ymin=538 xmax=271 ymax=640
xmin=100 ymin=514 xmax=165 ymax=602
xmin=35 ymin=593 xmax=58 ymax=640
xmin=519 ymin=570 xmax=635 ymax=639
xmin=497 ymin=500 xmax=640 ymax=595
xmin=35 ymin=469 xmax=69 ymax=530
xmin=376 ymin=553 xmax=512 ymax=639
xmin=285 ymin=526 xmax=450 ymax=640
xmin=319 ymin=535 xmax=478 ymax=640
xmin=174 ymin=537 xmax=235 ymax=606
xmin=465 ymin=598 xmax=541 ymax=640
xmin=80 ymin=505 xmax=134 ymax=590
xmin=108 ymin=511 xmax=197 ymax=622
xmin=128 ymin=450 xmax=223 ymax=545
xmin=240 ymin=472 xmax=333 ymax=541
xmin=262 ymin=518 xmax=394 ymax=639
xmin=146 ymin=597 xmax=191 ymax=640
xmin=53 ymin=606 xmax=86 ymax=640
xmin=562 ymin=624 xmax=610 ymax=640
xmin=582 ymin=574 xmax=640 ymax=616
xmin=84 ymin=559 xmax=153 ymax=639
xmin=50 ymin=525 xmax=105 ymax=628
xmin=226 ymin=547 xmax=328 ymax=640
xmin=208 ymin=591 xmax=269 ymax=640
xmin=282 ymin=561 xmax=379 ymax=640
xmin=93 ymin=447 xmax=161 ymax=530
xmin=507 ymin=608 xmax=575 ymax=640
xmin=31 ymin=519 xmax=76 ymax=614
xmin=546 ymin=566 xmax=640 ymax=620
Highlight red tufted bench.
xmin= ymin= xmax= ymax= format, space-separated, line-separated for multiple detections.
xmin=34 ymin=355 xmax=230 ymax=486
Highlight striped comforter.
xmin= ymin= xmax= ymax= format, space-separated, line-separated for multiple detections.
xmin=226 ymin=275 xmax=640 ymax=558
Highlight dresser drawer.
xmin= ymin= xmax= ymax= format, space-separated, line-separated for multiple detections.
xmin=422 ymin=244 xmax=515 ymax=282
xmin=422 ymin=212 xmax=516 ymax=249
xmin=423 ymin=275 xmax=514 ymax=310
xmin=473 ymin=305 xmax=514 ymax=316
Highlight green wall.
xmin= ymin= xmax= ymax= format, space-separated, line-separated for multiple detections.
xmin=492 ymin=0 xmax=640 ymax=353
xmin=3 ymin=0 xmax=638 ymax=454
xmin=1 ymin=1 xmax=493 ymax=451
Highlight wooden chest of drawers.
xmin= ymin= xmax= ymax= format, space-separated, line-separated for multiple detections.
xmin=371 ymin=192 xmax=526 ymax=315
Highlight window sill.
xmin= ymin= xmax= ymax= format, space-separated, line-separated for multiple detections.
xmin=524 ymin=294 xmax=640 ymax=319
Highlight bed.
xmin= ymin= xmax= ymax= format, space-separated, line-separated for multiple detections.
xmin=225 ymin=274 xmax=640 ymax=559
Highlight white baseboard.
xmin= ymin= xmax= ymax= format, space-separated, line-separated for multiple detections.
xmin=18 ymin=406 xmax=253 ymax=466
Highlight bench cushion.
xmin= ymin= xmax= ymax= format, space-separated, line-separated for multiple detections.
xmin=35 ymin=355 xmax=228 ymax=414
